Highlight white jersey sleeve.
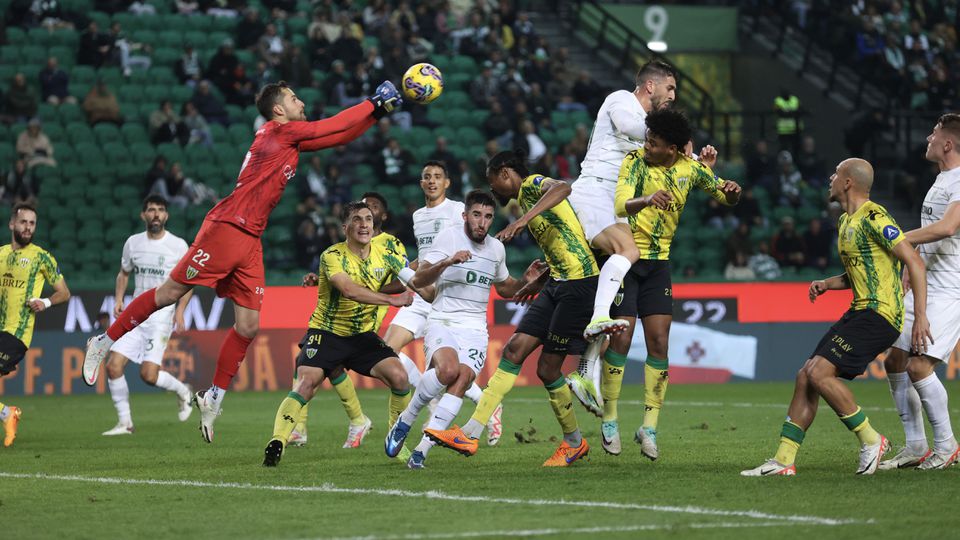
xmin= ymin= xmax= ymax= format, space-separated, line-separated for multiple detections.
xmin=577 ymin=90 xmax=647 ymax=185
xmin=427 ymin=228 xmax=505 ymax=329
xmin=422 ymin=227 xmax=455 ymax=265
xmin=919 ymin=167 xmax=960 ymax=297
xmin=493 ymin=241 xmax=509 ymax=283
xmin=412 ymin=198 xmax=466 ymax=253
xmin=120 ymin=236 xmax=134 ymax=273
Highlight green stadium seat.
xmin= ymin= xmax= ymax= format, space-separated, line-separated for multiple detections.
xmin=152 ymin=47 xmax=180 ymax=66
xmin=119 ymin=103 xmax=139 ymax=124
xmin=6 ymin=27 xmax=26 ymax=44
xmin=27 ymin=28 xmax=52 ymax=46
xmin=121 ymin=123 xmax=149 ymax=144
xmin=129 ymin=141 xmax=156 ymax=164
xmin=170 ymin=86 xmax=193 ymax=105
xmin=93 ymin=123 xmax=121 ymax=144
xmin=144 ymin=85 xmax=169 ymax=104
xmin=455 ymin=126 xmax=484 ymax=147
xmin=66 ymin=123 xmax=94 ymax=145
xmin=139 ymin=103 xmax=159 ymax=123
xmin=447 ymin=73 xmax=472 ymax=92
xmin=97 ymin=67 xmax=124 ymax=88
xmin=185 ymin=144 xmax=214 ymax=166
xmin=71 ymin=65 xmax=96 ymax=86
xmin=210 ymin=16 xmax=238 ymax=33
xmin=48 ymin=46 xmax=74 ymax=68
xmin=49 ymin=28 xmax=79 ymax=48
xmin=228 ymin=124 xmax=253 ymax=146
xmin=0 ymin=46 xmax=18 ymax=64
xmin=149 ymin=66 xmax=176 ymax=86
xmin=157 ymin=142 xmax=185 ymax=164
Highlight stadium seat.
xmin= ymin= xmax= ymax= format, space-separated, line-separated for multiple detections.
xmin=121 ymin=123 xmax=149 ymax=145
xmin=93 ymin=123 xmax=121 ymax=144
xmin=6 ymin=27 xmax=26 ymax=45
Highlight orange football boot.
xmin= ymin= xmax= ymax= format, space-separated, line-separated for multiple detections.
xmin=3 ymin=406 xmax=22 ymax=447
xmin=543 ymin=439 xmax=590 ymax=467
xmin=424 ymin=425 xmax=478 ymax=456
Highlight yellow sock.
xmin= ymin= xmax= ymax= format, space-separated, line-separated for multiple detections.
xmin=774 ymin=420 xmax=805 ymax=465
xmin=330 ymin=372 xmax=365 ymax=425
xmin=272 ymin=392 xmax=307 ymax=446
xmin=840 ymin=407 xmax=880 ymax=446
xmin=545 ymin=377 xmax=579 ymax=435
xmin=642 ymin=356 xmax=669 ymax=429
xmin=294 ymin=402 xmax=309 ymax=434
xmin=388 ymin=388 xmax=411 ymax=428
xmin=601 ymin=350 xmax=627 ymax=422
xmin=471 ymin=359 xmax=520 ymax=425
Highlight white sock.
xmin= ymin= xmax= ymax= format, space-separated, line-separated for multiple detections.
xmin=462 ymin=418 xmax=484 ymax=439
xmin=0 ymin=405 xmax=9 ymax=421
xmin=591 ymin=254 xmax=631 ymax=321
xmin=399 ymin=352 xmax=422 ymax=387
xmin=207 ymin=385 xmax=227 ymax=411
xmin=464 ymin=382 xmax=483 ymax=403
xmin=914 ymin=373 xmax=956 ymax=453
xmin=399 ymin=368 xmax=444 ymax=426
xmin=155 ymin=371 xmax=189 ymax=399
xmin=108 ymin=376 xmax=132 ymax=425
xmin=416 ymin=394 xmax=463 ymax=456
xmin=578 ymin=336 xmax=606 ymax=377
xmin=888 ymin=371 xmax=927 ymax=453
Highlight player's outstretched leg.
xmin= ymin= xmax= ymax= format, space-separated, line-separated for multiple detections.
xmin=541 ymin=350 xmax=589 ymax=467
xmin=912 ymin=369 xmax=960 ymax=470
xmin=84 ymin=288 xmax=160 ymax=386
xmin=198 ymin=323 xmax=256 ymax=443
xmin=386 ymin=367 xmax=445 ymax=458
xmin=0 ymin=401 xmax=22 ymax=447
xmin=567 ymin=337 xmax=606 ymax=418
xmin=264 ymin=391 xmax=310 ymax=467
xmin=583 ymin=228 xmax=637 ymax=339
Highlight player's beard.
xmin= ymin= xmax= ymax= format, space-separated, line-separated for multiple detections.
xmin=13 ymin=230 xmax=32 ymax=246
xmin=148 ymin=220 xmax=164 ymax=234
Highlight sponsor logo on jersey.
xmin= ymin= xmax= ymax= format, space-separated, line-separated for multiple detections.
xmin=282 ymin=164 xmax=296 ymax=180
xmin=0 ymin=273 xmax=26 ymax=289
xmin=883 ymin=225 xmax=901 ymax=240
xmin=185 ymin=266 xmax=199 ymax=280
xmin=923 ymin=205 xmax=933 ymax=215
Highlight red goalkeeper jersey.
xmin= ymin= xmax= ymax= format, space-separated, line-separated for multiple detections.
xmin=206 ymin=100 xmax=376 ymax=237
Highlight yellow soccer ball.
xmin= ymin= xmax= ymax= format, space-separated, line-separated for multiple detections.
xmin=401 ymin=63 xmax=444 ymax=105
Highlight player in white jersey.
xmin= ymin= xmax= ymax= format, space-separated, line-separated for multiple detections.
xmin=534 ymin=61 xmax=676 ymax=409
xmin=102 ymin=195 xmax=194 ymax=435
xmin=881 ymin=114 xmax=960 ymax=470
xmin=384 ymin=190 xmax=541 ymax=468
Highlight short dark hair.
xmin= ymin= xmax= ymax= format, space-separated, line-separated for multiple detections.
xmin=256 ymin=81 xmax=290 ymax=119
xmin=340 ymin=201 xmax=370 ymax=222
xmin=465 ymin=189 xmax=497 ymax=210
xmin=646 ymin=108 xmax=692 ymax=150
xmin=636 ymin=60 xmax=677 ymax=86
xmin=361 ymin=191 xmax=388 ymax=213
xmin=486 ymin=149 xmax=529 ymax=179
xmin=422 ymin=160 xmax=449 ymax=177
xmin=11 ymin=202 xmax=36 ymax=221
xmin=938 ymin=113 xmax=960 ymax=140
xmin=142 ymin=194 xmax=168 ymax=211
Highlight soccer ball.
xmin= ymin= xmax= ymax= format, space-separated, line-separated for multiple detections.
xmin=401 ymin=63 xmax=444 ymax=105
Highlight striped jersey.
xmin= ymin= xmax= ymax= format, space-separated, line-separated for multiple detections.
xmin=517 ymin=174 xmax=599 ymax=281
xmin=615 ymin=149 xmax=733 ymax=260
xmin=0 ymin=243 xmax=62 ymax=347
xmin=371 ymin=231 xmax=408 ymax=331
xmin=422 ymin=225 xmax=508 ymax=330
xmin=837 ymin=200 xmax=905 ymax=331
xmin=577 ymin=90 xmax=647 ymax=186
xmin=918 ymin=166 xmax=960 ymax=297
xmin=309 ymin=241 xmax=405 ymax=336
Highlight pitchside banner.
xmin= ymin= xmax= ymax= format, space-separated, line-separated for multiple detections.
xmin=3 ymin=283 xmax=958 ymax=396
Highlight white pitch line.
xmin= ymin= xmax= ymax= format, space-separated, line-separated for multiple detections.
xmin=509 ymin=398 xmax=960 ymax=414
xmin=0 ymin=472 xmax=864 ymax=527
xmin=316 ymin=521 xmax=811 ymax=540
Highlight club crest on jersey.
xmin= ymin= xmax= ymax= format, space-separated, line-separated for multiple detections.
xmin=18 ymin=257 xmax=30 ymax=267
xmin=374 ymin=267 xmax=385 ymax=279
xmin=883 ymin=225 xmax=900 ymax=240
xmin=185 ymin=266 xmax=199 ymax=280
xmin=434 ymin=220 xmax=442 ymax=232
xmin=305 ymin=348 xmax=317 ymax=359
xmin=677 ymin=176 xmax=689 ymax=188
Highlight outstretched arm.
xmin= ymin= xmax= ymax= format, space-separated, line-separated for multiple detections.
xmin=496 ymin=179 xmax=571 ymax=242
xmin=280 ymin=100 xmax=376 ymax=145
xmin=905 ymin=202 xmax=960 ymax=245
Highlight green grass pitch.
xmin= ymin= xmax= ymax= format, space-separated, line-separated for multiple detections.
xmin=3 ymin=382 xmax=959 ymax=539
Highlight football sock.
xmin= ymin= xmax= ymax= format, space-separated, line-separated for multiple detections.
xmin=642 ymin=356 xmax=669 ymax=429
xmin=775 ymin=420 xmax=805 ymax=465
xmin=272 ymin=391 xmax=307 ymax=446
xmin=0 ymin=403 xmax=9 ymax=421
xmin=416 ymin=394 xmax=463 ymax=456
xmin=212 ymin=328 xmax=253 ymax=389
xmin=465 ymin=359 xmax=521 ymax=438
xmin=591 ymin=254 xmax=631 ymax=322
xmin=155 ymin=371 xmax=189 ymax=400
xmin=577 ymin=335 xmax=606 ymax=378
xmin=106 ymin=288 xmax=158 ymax=341
xmin=107 ymin=376 xmax=132 ymax=425
xmin=464 ymin=382 xmax=483 ymax=403
xmin=331 ymin=372 xmax=366 ymax=425
xmin=887 ymin=371 xmax=927 ymax=453
xmin=294 ymin=402 xmax=308 ymax=435
xmin=914 ymin=373 xmax=956 ymax=453
xmin=388 ymin=388 xmax=412 ymax=428
xmin=398 ymin=352 xmax=421 ymax=388
xmin=601 ymin=350 xmax=627 ymax=421
xmin=206 ymin=385 xmax=227 ymax=411
xmin=840 ymin=407 xmax=881 ymax=446
xmin=400 ymin=368 xmax=444 ymax=426
xmin=546 ymin=376 xmax=580 ymax=442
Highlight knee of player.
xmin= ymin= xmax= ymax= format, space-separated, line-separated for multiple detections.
xmin=384 ymin=365 xmax=410 ymax=391
xmin=535 ymin=360 xmax=561 ymax=384
xmin=436 ymin=359 xmax=459 ymax=386
xmin=502 ymin=337 xmax=526 ymax=364
xmin=140 ymin=367 xmax=158 ymax=385
xmin=235 ymin=320 xmax=259 ymax=338
xmin=906 ymin=356 xmax=936 ymax=381
xmin=105 ymin=360 xmax=124 ymax=379
xmin=648 ymin=334 xmax=669 ymax=359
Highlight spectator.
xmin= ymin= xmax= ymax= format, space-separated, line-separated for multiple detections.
xmin=516 ymin=120 xmax=546 ymax=165
xmin=749 ymin=240 xmax=782 ymax=280
xmin=428 ymin=136 xmax=457 ymax=169
xmin=454 ymin=159 xmax=475 ymax=197
xmin=307 ymin=9 xmax=339 ymax=67
xmin=32 ymin=0 xmax=72 ymax=29
xmin=904 ymin=19 xmax=930 ymax=58
xmin=251 ymin=61 xmax=275 ymax=91
xmin=470 ymin=66 xmax=499 ymax=107
xmin=483 ymin=100 xmax=511 ymax=141
xmin=726 ymin=221 xmax=753 ymax=262
xmin=182 ymin=102 xmax=213 ymax=146
xmin=150 ymin=162 xmax=217 ymax=208
xmin=39 ymin=57 xmax=76 ymax=106
xmin=206 ymin=39 xmax=240 ymax=96
xmin=855 ymin=18 xmax=884 ymax=69
xmin=771 ymin=216 xmax=806 ymax=268
xmin=344 ymin=63 xmax=373 ymax=105
xmin=803 ymin=218 xmax=831 ymax=270
xmin=2 ymin=159 xmax=38 ymax=203
xmin=128 ymin=0 xmax=156 ymax=15
xmin=176 ymin=44 xmax=202 ymax=86
xmin=6 ymin=73 xmax=38 ymax=121
xmin=524 ymin=50 xmax=552 ymax=89
xmin=280 ymin=46 xmax=312 ymax=89
xmin=108 ymin=22 xmax=151 ymax=75
xmin=795 ymin=135 xmax=827 ymax=185
xmin=844 ymin=108 xmax=886 ymax=157
xmin=378 ymin=138 xmax=414 ymax=186
xmin=149 ymin=100 xmax=187 ymax=145
xmin=527 ymin=82 xmax=551 ymax=124
xmin=330 ymin=20 xmax=364 ymax=69
xmin=725 ymin=251 xmax=756 ymax=281
xmin=236 ymin=8 xmax=266 ymax=50
xmin=776 ymin=150 xmax=803 ymax=207
xmin=82 ymin=80 xmax=122 ymax=125
xmin=298 ymin=155 xmax=328 ymax=202
xmin=294 ymin=219 xmax=322 ymax=270
xmin=144 ymin=156 xmax=170 ymax=197
xmin=733 ymin=186 xmax=764 ymax=227
xmin=322 ymin=59 xmax=349 ymax=106
xmin=570 ymin=70 xmax=600 ymax=112
xmin=223 ymin=65 xmax=255 ymax=107
xmin=191 ymin=80 xmax=229 ymax=126
xmin=258 ymin=23 xmax=286 ymax=67
xmin=704 ymin=197 xmax=735 ymax=229
xmin=555 ymin=142 xmax=580 ymax=180
xmin=746 ymin=139 xmax=776 ymax=187
xmin=16 ymin=118 xmax=56 ymax=169
xmin=406 ymin=31 xmax=435 ymax=63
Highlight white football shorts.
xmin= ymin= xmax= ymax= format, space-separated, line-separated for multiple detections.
xmin=109 ymin=319 xmax=173 ymax=366
xmin=568 ymin=176 xmax=627 ymax=245
xmin=423 ymin=321 xmax=489 ymax=375
xmin=389 ymin=295 xmax=431 ymax=339
xmin=892 ymin=293 xmax=960 ymax=362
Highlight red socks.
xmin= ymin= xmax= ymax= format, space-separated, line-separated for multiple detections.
xmin=106 ymin=288 xmax=158 ymax=341
xmin=212 ymin=328 xmax=254 ymax=389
